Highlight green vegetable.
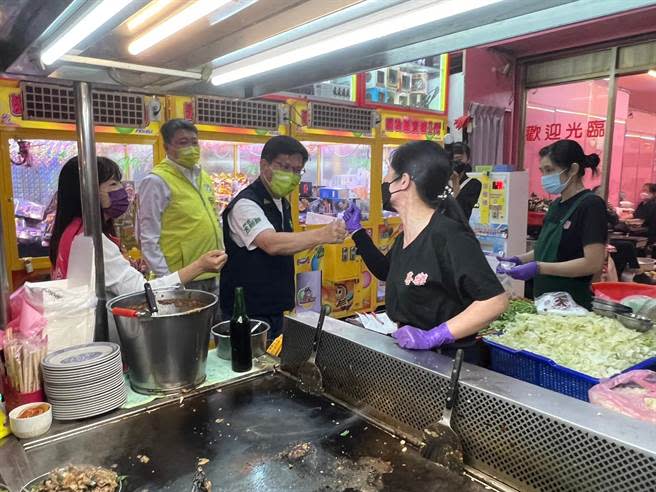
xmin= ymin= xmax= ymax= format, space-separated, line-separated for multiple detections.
xmin=481 ymin=299 xmax=536 ymax=336
xmin=486 ymin=313 xmax=656 ymax=378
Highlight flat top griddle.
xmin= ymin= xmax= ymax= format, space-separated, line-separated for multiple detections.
xmin=26 ymin=373 xmax=487 ymax=492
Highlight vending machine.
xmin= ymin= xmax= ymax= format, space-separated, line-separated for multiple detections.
xmin=468 ymin=171 xmax=529 ymax=294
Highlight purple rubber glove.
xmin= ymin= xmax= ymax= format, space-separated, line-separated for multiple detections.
xmin=342 ymin=202 xmax=363 ymax=234
xmin=497 ymin=261 xmax=539 ymax=281
xmin=392 ymin=323 xmax=455 ymax=350
xmin=496 ymin=255 xmax=522 ymax=266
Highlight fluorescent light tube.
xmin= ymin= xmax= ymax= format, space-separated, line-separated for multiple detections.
xmin=128 ymin=0 xmax=231 ymax=55
xmin=41 ymin=0 xmax=135 ymax=65
xmin=211 ymin=0 xmax=502 ymax=86
xmin=127 ymin=0 xmax=175 ymax=32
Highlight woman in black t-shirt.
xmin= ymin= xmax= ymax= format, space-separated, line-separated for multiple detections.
xmin=634 ymin=183 xmax=656 ymax=242
xmin=343 ymin=141 xmax=508 ymax=354
xmin=497 ymin=140 xmax=607 ymax=309
xmin=451 ymin=142 xmax=482 ymax=220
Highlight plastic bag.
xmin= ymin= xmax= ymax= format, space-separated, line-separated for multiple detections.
xmin=535 ymin=292 xmax=589 ymax=316
xmin=6 ymin=287 xmax=47 ymax=339
xmin=485 ymin=255 xmax=515 ymax=298
xmin=2 ymin=328 xmax=48 ymax=394
xmin=23 ymin=280 xmax=96 ymax=354
xmin=22 ymin=235 xmax=96 ymax=353
xmin=589 ymin=370 xmax=656 ymax=423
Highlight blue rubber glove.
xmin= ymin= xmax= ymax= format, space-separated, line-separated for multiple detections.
xmin=392 ymin=323 xmax=455 ymax=350
xmin=496 ymin=255 xmax=522 ymax=266
xmin=497 ymin=261 xmax=539 ymax=281
xmin=342 ymin=202 xmax=363 ymax=234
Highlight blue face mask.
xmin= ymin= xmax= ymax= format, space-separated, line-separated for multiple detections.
xmin=541 ymin=170 xmax=570 ymax=195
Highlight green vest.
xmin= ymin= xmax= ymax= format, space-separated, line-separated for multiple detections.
xmin=151 ymin=158 xmax=223 ymax=281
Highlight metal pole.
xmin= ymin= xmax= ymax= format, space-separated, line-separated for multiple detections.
xmin=600 ymin=47 xmax=618 ymax=201
xmin=0 ymin=210 xmax=10 ymax=331
xmin=74 ymin=81 xmax=108 ymax=341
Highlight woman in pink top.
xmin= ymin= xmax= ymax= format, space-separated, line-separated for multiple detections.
xmin=49 ymin=156 xmax=227 ymax=297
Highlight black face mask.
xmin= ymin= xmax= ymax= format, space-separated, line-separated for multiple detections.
xmin=453 ymin=160 xmax=470 ymax=175
xmin=382 ymin=176 xmax=402 ymax=212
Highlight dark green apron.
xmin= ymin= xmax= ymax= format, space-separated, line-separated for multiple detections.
xmin=534 ymin=191 xmax=594 ymax=309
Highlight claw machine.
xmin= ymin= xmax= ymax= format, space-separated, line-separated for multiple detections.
xmin=373 ymin=109 xmax=447 ymax=306
xmin=0 ymin=80 xmax=163 ymax=289
xmin=167 ymin=95 xmax=289 ymax=215
xmin=290 ymin=100 xmax=379 ymax=317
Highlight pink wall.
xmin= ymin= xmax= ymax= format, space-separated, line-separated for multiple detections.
xmin=521 ymin=81 xmax=656 ymax=206
xmin=463 ymin=47 xmax=515 ymax=163
xmin=620 ymin=108 xmax=656 ymax=205
xmin=523 ymin=80 xmax=612 ymax=198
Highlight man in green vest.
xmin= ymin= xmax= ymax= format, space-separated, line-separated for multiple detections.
xmin=138 ymin=119 xmax=224 ymax=304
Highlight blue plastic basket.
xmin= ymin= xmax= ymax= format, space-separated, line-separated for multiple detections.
xmin=483 ymin=338 xmax=656 ymax=402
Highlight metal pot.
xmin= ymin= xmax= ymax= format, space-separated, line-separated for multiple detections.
xmin=108 ymin=288 xmax=217 ymax=395
xmin=211 ymin=320 xmax=270 ymax=361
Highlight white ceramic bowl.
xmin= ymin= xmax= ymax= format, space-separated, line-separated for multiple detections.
xmin=9 ymin=402 xmax=52 ymax=439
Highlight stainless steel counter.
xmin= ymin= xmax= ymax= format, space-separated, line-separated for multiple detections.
xmin=2 ymin=314 xmax=655 ymax=492
xmin=283 ymin=312 xmax=656 ymax=492
xmin=0 ymin=361 xmax=273 ymax=491
xmin=0 ymin=358 xmax=490 ymax=492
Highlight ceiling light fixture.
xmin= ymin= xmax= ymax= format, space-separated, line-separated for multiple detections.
xmin=41 ymin=0 xmax=135 ymax=65
xmin=128 ymin=0 xmax=231 ymax=55
xmin=127 ymin=0 xmax=174 ymax=32
xmin=648 ymin=69 xmax=656 ymax=78
xmin=211 ymin=0 xmax=502 ymax=86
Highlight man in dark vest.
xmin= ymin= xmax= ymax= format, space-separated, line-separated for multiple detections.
xmin=221 ymin=136 xmax=347 ymax=339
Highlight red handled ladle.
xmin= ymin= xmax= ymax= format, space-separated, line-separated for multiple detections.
xmin=112 ymin=283 xmax=159 ymax=318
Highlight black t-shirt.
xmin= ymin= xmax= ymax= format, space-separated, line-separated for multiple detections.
xmin=456 ymin=176 xmax=482 ymax=220
xmin=549 ymin=192 xmax=608 ymax=267
xmin=635 ymin=200 xmax=656 ymax=239
xmin=385 ymin=211 xmax=505 ymax=331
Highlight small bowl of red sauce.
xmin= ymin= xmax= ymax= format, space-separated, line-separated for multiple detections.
xmin=9 ymin=402 xmax=52 ymax=439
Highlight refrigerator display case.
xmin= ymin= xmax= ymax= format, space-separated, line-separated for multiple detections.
xmin=199 ymin=140 xmax=264 ymax=215
xmin=290 ymin=101 xmax=378 ymax=318
xmin=298 ymin=141 xmax=371 ymax=225
xmin=8 ymin=138 xmax=154 ymax=260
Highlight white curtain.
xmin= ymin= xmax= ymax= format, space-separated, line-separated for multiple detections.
xmin=468 ymin=103 xmax=506 ymax=166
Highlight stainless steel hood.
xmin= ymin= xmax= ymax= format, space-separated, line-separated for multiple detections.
xmin=2 ymin=0 xmax=656 ymax=97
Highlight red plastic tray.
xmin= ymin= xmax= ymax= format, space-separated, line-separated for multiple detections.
xmin=592 ymin=282 xmax=656 ymax=301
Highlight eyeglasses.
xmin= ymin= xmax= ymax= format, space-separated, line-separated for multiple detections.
xmin=271 ymin=159 xmax=306 ymax=176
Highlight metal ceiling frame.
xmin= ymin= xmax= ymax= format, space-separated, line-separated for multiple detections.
xmin=4 ymin=0 xmax=654 ymax=99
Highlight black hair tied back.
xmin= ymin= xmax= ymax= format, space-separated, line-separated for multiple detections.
xmin=539 ymin=139 xmax=600 ymax=177
xmin=584 ymin=153 xmax=601 ymax=172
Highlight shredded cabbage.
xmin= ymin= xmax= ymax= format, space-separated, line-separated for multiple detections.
xmin=487 ymin=313 xmax=656 ymax=378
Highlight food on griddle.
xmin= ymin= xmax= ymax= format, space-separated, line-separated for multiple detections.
xmin=30 ymin=465 xmax=119 ymax=491
xmin=283 ymin=442 xmax=313 ymax=461
xmin=18 ymin=403 xmax=50 ymax=419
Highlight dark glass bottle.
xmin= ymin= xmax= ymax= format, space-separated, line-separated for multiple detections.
xmin=230 ymin=287 xmax=252 ymax=372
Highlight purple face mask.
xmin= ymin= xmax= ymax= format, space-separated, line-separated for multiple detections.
xmin=104 ymin=187 xmax=129 ymax=218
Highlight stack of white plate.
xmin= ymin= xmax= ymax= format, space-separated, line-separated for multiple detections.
xmin=42 ymin=342 xmax=126 ymax=421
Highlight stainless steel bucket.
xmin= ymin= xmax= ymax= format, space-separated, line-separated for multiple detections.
xmin=108 ymin=288 xmax=217 ymax=395
xmin=211 ymin=320 xmax=270 ymax=360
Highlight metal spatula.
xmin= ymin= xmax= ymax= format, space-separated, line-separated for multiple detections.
xmin=144 ymin=282 xmax=158 ymax=314
xmin=421 ymin=348 xmax=465 ymax=472
xmin=298 ymin=305 xmax=330 ymax=393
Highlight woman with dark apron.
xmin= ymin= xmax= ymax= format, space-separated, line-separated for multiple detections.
xmin=497 ymin=140 xmax=608 ymax=309
xmin=342 ymin=141 xmax=508 ymax=363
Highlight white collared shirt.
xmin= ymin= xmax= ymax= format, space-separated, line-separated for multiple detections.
xmin=85 ymin=234 xmax=181 ymax=297
xmin=228 ymin=198 xmax=283 ymax=250
xmin=138 ymin=159 xmax=203 ymax=276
